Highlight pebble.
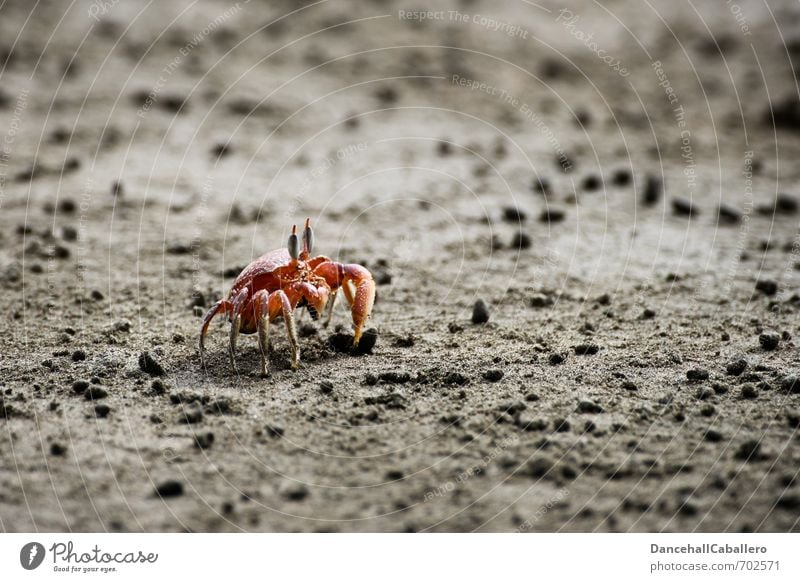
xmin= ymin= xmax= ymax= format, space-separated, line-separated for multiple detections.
xmin=155 ymin=480 xmax=184 ymax=498
xmin=717 ymin=204 xmax=741 ymax=224
xmin=540 ymin=207 xmax=565 ymax=223
xmin=740 ymin=384 xmax=759 ymax=399
xmin=194 ymin=432 xmax=215 ymax=449
xmin=642 ymin=175 xmax=662 ymax=205
xmin=471 ymin=299 xmax=490 ymax=324
xmin=621 ymin=381 xmax=638 ymax=392
xmin=775 ymin=193 xmax=798 ymax=214
xmin=71 ymin=349 xmax=86 ymax=362
xmin=734 ymin=439 xmax=763 ymax=462
xmin=672 ymin=197 xmax=697 ymax=216
xmin=704 ymin=429 xmax=724 ymax=442
xmin=726 ymin=358 xmax=747 ymax=376
xmin=72 ymin=379 xmax=89 ymax=394
xmin=755 ymin=279 xmax=778 ymax=296
xmin=548 ymin=353 xmax=565 ymax=365
xmin=280 ymin=482 xmax=310 ymax=501
xmin=50 ymin=442 xmax=67 ymax=456
xmin=582 ymin=174 xmax=601 ymax=191
xmin=553 ymin=418 xmax=571 ymax=432
xmin=780 ymin=375 xmax=799 ymax=394
xmin=511 ymin=231 xmax=532 ymax=250
xmin=319 ymin=380 xmax=334 ymax=394
xmin=139 ymin=351 xmax=165 ymax=376
xmin=641 ymin=308 xmax=656 ymax=319
xmin=611 ymin=168 xmax=632 ymax=186
xmin=482 ymin=369 xmax=504 ymax=382
xmin=695 ymin=387 xmax=714 ymax=400
xmin=531 ymin=176 xmax=551 ymax=195
xmin=178 ymin=402 xmax=204 ymax=424
xmin=577 ymin=400 xmax=603 ymax=413
xmin=686 ymin=368 xmax=709 ymax=382
xmin=759 ymin=331 xmax=781 ymax=351
xmin=265 ymin=424 xmax=285 ymax=438
xmin=502 ymin=206 xmax=527 ymax=222
xmin=529 ymin=293 xmax=553 ymax=308
xmin=84 ymin=386 xmax=108 ymax=400
xmin=94 ymin=404 xmax=111 ymax=418
xmin=574 ymin=343 xmax=599 ymax=355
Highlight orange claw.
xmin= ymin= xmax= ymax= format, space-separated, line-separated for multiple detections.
xmin=343 ymin=264 xmax=375 ymax=347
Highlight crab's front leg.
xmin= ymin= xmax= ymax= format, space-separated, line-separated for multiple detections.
xmin=314 ymin=261 xmax=375 ymax=347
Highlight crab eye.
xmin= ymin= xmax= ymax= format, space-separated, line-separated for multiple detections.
xmin=288 ymin=231 xmax=300 ymax=260
xmin=303 ymin=224 xmax=314 ymax=255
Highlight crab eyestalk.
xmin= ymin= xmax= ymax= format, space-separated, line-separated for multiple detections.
xmin=288 ymin=225 xmax=299 ymax=260
xmin=301 ymin=217 xmax=314 ymax=259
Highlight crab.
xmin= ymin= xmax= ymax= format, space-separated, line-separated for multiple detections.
xmin=200 ymin=219 xmax=376 ymax=375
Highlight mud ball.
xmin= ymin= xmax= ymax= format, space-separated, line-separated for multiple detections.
xmin=328 ymin=328 xmax=377 ymax=354
xmin=642 ymin=175 xmax=662 ymax=205
xmin=357 ymin=328 xmax=378 ymax=354
xmin=759 ymin=331 xmax=781 ymax=351
xmin=686 ymin=369 xmax=709 ymax=382
xmin=511 ymin=231 xmax=532 ymax=250
xmin=471 ymin=299 xmax=490 ymax=324
xmin=155 ymin=480 xmax=184 ymax=498
xmin=94 ymin=404 xmax=111 ymax=418
xmin=139 ymin=351 xmax=165 ymax=376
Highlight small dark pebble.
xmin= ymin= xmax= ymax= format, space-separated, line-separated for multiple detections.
xmin=72 ymin=379 xmax=89 ymax=394
xmin=704 ymin=429 xmax=724 ymax=442
xmin=740 ymin=384 xmax=758 ymax=399
xmin=548 ymin=353 xmax=565 ymax=365
xmin=641 ymin=308 xmax=656 ymax=319
xmin=502 ymin=206 xmax=526 ymax=222
xmin=621 ymin=381 xmax=638 ymax=392
xmin=94 ymin=404 xmax=111 ymax=418
xmin=265 ymin=424 xmax=284 ymax=438
xmin=755 ymin=279 xmax=778 ymax=296
xmin=178 ymin=402 xmax=204 ymax=424
xmin=443 ymin=372 xmax=469 ymax=386
xmin=726 ymin=358 xmax=747 ymax=376
xmin=553 ymin=418 xmax=571 ymax=432
xmin=672 ymin=197 xmax=697 ymax=217
xmin=150 ymin=379 xmax=166 ymax=396
xmin=611 ymin=168 xmax=632 ymax=186
xmin=734 ymin=439 xmax=763 ymax=462
xmin=717 ymin=204 xmax=741 ymax=224
xmin=540 ymin=207 xmax=565 ymax=223
xmin=642 ymin=175 xmax=662 ymax=205
xmin=471 ymin=299 xmax=490 ymax=324
xmin=84 ymin=386 xmax=108 ymax=400
xmin=50 ymin=442 xmax=67 ymax=456
xmin=511 ymin=231 xmax=532 ymax=250
xmin=280 ymin=482 xmax=310 ymax=501
xmin=780 ymin=375 xmax=800 ymax=394
xmin=529 ymin=293 xmax=553 ymax=308
xmin=319 ymin=380 xmax=334 ymax=394
xmin=329 ymin=328 xmax=377 ymax=354
xmin=695 ymin=387 xmax=714 ymax=400
xmin=482 ymin=369 xmax=504 ymax=382
xmin=577 ymin=400 xmax=603 ymax=413
xmin=574 ymin=343 xmax=599 ymax=355
xmin=686 ymin=369 xmax=709 ymax=382
xmin=582 ymin=174 xmax=601 ymax=191
xmin=194 ymin=432 xmax=215 ymax=449
xmin=775 ymin=193 xmax=799 ymax=214
xmin=759 ymin=331 xmax=781 ymax=351
xmin=139 ymin=351 xmax=165 ymax=376
xmin=155 ymin=480 xmax=184 ymax=498
xmin=71 ymin=349 xmax=86 ymax=362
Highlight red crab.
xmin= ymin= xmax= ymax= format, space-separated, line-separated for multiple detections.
xmin=200 ymin=219 xmax=376 ymax=375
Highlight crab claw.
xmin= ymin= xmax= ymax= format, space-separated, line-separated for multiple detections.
xmin=343 ymin=264 xmax=375 ymax=347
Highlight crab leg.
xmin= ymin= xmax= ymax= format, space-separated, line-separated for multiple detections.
xmin=253 ymin=290 xmax=271 ymax=376
xmin=200 ymin=299 xmax=233 ymax=367
xmin=323 ymin=289 xmax=338 ymax=328
xmin=228 ymin=288 xmax=250 ymax=372
xmin=274 ymin=290 xmax=300 ymax=370
xmin=315 ymin=262 xmax=375 ymax=347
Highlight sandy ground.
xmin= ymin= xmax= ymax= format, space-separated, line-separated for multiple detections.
xmin=1 ymin=0 xmax=800 ymax=532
